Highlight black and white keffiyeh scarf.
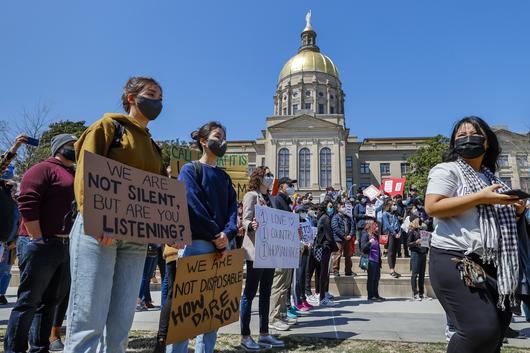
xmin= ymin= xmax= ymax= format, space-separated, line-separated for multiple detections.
xmin=456 ymin=158 xmax=519 ymax=310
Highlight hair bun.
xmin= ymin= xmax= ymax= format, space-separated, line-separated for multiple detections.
xmin=190 ymin=131 xmax=199 ymax=140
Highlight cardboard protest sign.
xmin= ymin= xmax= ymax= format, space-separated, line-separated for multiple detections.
xmin=83 ymin=151 xmax=191 ymax=245
xmin=253 ymin=205 xmax=300 ymax=269
xmin=166 ymin=249 xmax=245 ymax=344
xmin=301 ymin=222 xmax=316 ymax=245
xmin=381 ymin=178 xmax=406 ymax=197
xmin=363 ymin=185 xmax=381 ymax=201
xmin=170 ymin=148 xmax=249 ymax=202
xmin=219 ymin=154 xmax=249 ymax=202
xmin=169 ymin=145 xmax=202 ymax=177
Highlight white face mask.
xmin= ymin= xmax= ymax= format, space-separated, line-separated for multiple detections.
xmin=286 ymin=186 xmax=295 ymax=196
xmin=262 ymin=175 xmax=274 ymax=188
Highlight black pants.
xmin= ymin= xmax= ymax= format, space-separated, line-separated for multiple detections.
xmin=157 ymin=260 xmax=176 ymax=341
xmin=410 ymin=251 xmax=426 ymax=296
xmin=318 ymin=248 xmax=331 ymax=301
xmin=305 ymin=249 xmax=320 ymax=296
xmin=295 ymin=247 xmax=310 ymax=305
xmin=397 ymin=231 xmax=409 ymax=257
xmin=429 ymin=247 xmax=511 ymax=353
xmin=367 ymin=260 xmax=381 ymax=299
xmin=5 ymin=239 xmax=70 ymax=353
xmin=387 ymin=233 xmax=399 ymax=269
xmin=240 ymin=261 xmax=275 ymax=336
xmin=52 ymin=282 xmax=69 ymax=328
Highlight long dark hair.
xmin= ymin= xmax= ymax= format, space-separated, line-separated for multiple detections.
xmin=190 ymin=121 xmax=226 ymax=153
xmin=443 ymin=116 xmax=501 ymax=173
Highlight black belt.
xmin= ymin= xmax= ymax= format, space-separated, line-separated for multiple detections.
xmin=46 ymin=236 xmax=70 ymax=245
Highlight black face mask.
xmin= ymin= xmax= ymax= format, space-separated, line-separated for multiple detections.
xmin=207 ymin=138 xmax=227 ymax=157
xmin=136 ymin=96 xmax=162 ymax=121
xmin=61 ymin=147 xmax=76 ymax=162
xmin=455 ymin=135 xmax=486 ymax=159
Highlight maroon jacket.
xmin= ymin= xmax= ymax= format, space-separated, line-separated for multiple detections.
xmin=18 ymin=157 xmax=75 ymax=237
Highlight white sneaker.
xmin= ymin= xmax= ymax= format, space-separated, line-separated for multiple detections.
xmin=445 ymin=325 xmax=456 ymax=342
xmin=269 ymin=319 xmax=290 ymax=331
xmin=307 ymin=294 xmax=319 ymax=304
xmin=414 ymin=294 xmax=422 ymax=301
xmin=320 ymin=298 xmax=337 ymax=307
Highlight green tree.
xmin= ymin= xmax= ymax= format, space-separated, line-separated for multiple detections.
xmin=15 ymin=120 xmax=88 ymax=175
xmin=406 ymin=134 xmax=449 ymax=196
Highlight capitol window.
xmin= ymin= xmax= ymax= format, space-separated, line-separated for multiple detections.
xmin=278 ymin=148 xmax=290 ymax=179
xmin=305 ymin=90 xmax=311 ymax=97
xmin=330 ymin=106 xmax=335 ymax=114
xmin=319 ymin=92 xmax=324 ymax=97
xmin=320 ymin=147 xmax=332 ymax=188
xmin=299 ymin=148 xmax=311 ymax=188
xmin=293 ymin=104 xmax=299 ymax=112
xmin=293 ymin=91 xmax=299 ymax=97
xmin=318 ymin=104 xmax=325 ymax=114
xmin=360 ymin=163 xmax=370 ymax=174
xmin=305 ymin=103 xmax=311 ymax=110
xmin=380 ymin=163 xmax=391 ymax=176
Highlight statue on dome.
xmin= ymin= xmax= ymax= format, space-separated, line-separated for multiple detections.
xmin=305 ymin=10 xmax=312 ymax=30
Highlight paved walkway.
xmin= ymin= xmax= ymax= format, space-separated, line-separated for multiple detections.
xmin=2 ymin=288 xmax=530 ymax=349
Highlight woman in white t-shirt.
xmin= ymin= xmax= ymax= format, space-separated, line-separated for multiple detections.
xmin=425 ymin=116 xmax=527 ymax=353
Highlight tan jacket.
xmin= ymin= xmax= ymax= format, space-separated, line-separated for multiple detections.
xmin=241 ymin=190 xmax=269 ymax=261
xmin=74 ymin=113 xmax=165 ymax=214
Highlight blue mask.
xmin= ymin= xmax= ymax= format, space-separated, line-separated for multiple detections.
xmin=327 ymin=207 xmax=334 ymax=216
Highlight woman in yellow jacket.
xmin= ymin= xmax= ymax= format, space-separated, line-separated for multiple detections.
xmin=65 ymin=77 xmax=166 ymax=353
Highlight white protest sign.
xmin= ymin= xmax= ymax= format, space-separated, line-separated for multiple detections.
xmin=254 ymin=205 xmax=300 ymax=269
xmin=420 ymin=230 xmax=431 ymax=248
xmin=301 ymin=222 xmax=315 ymax=245
xmin=363 ymin=185 xmax=381 ymax=201
xmin=366 ymin=204 xmax=376 ymax=218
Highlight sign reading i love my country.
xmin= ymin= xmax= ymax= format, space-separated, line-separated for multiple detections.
xmin=253 ymin=205 xmax=300 ymax=269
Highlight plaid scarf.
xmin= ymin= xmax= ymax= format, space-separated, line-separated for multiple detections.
xmin=455 ymin=159 xmax=519 ymax=310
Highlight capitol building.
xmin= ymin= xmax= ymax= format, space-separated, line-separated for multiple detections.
xmin=226 ymin=13 xmax=530 ymax=195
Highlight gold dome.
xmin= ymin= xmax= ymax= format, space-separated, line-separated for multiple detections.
xmin=279 ymin=50 xmax=339 ymax=82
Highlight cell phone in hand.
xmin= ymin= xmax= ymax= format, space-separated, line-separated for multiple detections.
xmin=25 ymin=137 xmax=39 ymax=147
xmin=501 ymin=189 xmax=530 ymax=199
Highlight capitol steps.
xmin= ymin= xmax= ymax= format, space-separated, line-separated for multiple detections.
xmin=8 ymin=256 xmax=435 ymax=299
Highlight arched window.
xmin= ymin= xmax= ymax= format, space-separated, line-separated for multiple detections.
xmin=278 ymin=148 xmax=289 ymax=179
xmin=298 ymin=148 xmax=310 ymax=188
xmin=320 ymin=147 xmax=332 ymax=188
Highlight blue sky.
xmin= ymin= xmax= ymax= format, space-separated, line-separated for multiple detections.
xmin=1 ymin=0 xmax=529 ymax=142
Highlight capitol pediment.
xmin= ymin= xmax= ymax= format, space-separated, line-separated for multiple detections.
xmin=269 ymin=114 xmax=343 ymax=131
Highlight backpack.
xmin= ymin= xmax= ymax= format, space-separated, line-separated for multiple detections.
xmin=71 ymin=119 xmax=162 ymax=222
xmin=0 ymin=181 xmax=15 ymax=242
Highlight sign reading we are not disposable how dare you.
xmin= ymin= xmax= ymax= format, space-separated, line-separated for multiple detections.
xmin=83 ymin=151 xmax=191 ymax=245
xmin=253 ymin=205 xmax=300 ymax=269
xmin=167 ymin=249 xmax=245 ymax=344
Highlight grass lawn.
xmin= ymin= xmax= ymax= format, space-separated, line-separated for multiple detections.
xmin=125 ymin=331 xmax=530 ymax=353
xmin=1 ymin=328 xmax=529 ymax=352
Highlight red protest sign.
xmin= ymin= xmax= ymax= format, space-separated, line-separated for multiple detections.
xmin=381 ymin=178 xmax=407 ymax=197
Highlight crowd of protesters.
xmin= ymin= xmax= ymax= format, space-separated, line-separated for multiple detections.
xmin=0 ymin=76 xmax=529 ymax=353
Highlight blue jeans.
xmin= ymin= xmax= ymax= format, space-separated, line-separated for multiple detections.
xmin=16 ymin=236 xmax=30 ymax=272
xmin=410 ymin=251 xmax=427 ymax=296
xmin=65 ymin=215 xmax=147 ymax=353
xmin=240 ymin=260 xmax=274 ymax=336
xmin=161 ymin=266 xmax=170 ymax=307
xmin=0 ymin=243 xmax=13 ymax=294
xmin=139 ymin=255 xmax=158 ymax=304
xmin=4 ymin=238 xmax=70 ymax=353
xmin=167 ymin=240 xmax=218 ymax=353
